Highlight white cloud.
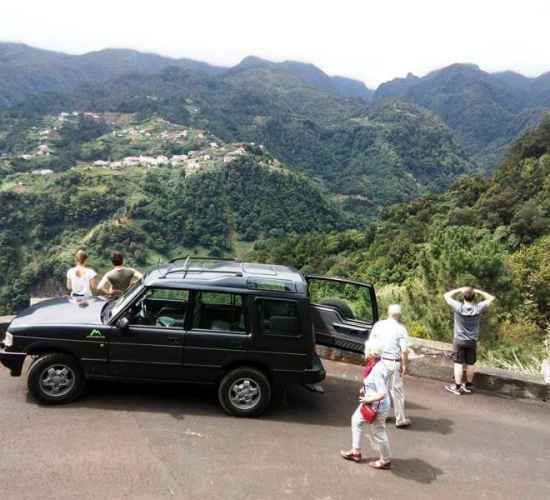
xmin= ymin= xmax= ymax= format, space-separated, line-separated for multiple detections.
xmin=1 ymin=0 xmax=549 ymax=88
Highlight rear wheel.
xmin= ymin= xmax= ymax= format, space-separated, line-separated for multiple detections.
xmin=218 ymin=367 xmax=272 ymax=417
xmin=27 ymin=353 xmax=85 ymax=404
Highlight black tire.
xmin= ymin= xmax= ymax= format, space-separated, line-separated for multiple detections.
xmin=320 ymin=298 xmax=355 ymax=319
xmin=218 ymin=367 xmax=272 ymax=417
xmin=27 ymin=353 xmax=85 ymax=405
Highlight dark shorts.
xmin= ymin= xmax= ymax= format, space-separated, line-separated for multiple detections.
xmin=453 ymin=343 xmax=477 ymax=365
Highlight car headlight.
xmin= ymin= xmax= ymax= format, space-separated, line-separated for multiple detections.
xmin=3 ymin=332 xmax=13 ymax=347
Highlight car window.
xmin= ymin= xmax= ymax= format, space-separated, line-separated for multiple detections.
xmin=192 ymin=292 xmax=246 ymax=334
xmin=130 ymin=288 xmax=189 ymax=329
xmin=148 ymin=288 xmax=189 ymax=302
xmin=258 ymin=299 xmax=300 ymax=337
xmin=308 ymin=279 xmax=375 ymax=323
xmin=109 ymin=282 xmax=144 ymax=320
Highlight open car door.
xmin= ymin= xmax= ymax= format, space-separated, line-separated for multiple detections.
xmin=306 ymin=276 xmax=378 ymax=354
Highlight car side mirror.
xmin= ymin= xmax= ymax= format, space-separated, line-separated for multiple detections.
xmin=117 ymin=317 xmax=130 ymax=330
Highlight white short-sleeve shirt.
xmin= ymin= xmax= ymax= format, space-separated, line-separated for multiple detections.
xmin=67 ymin=267 xmax=97 ymax=296
xmin=368 ymin=318 xmax=409 ymax=360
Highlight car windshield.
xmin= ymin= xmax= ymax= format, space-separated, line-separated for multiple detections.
xmin=106 ymin=281 xmax=144 ymax=321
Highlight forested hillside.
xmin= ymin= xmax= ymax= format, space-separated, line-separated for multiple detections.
xmin=0 ymin=150 xmax=347 ymax=313
xmin=5 ymin=43 xmax=550 ymax=173
xmin=251 ymin=117 xmax=550 ymax=372
xmin=374 ymin=63 xmax=550 ymax=167
xmin=2 ymin=60 xmax=474 ymax=208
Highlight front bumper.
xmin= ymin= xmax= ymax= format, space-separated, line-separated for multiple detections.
xmin=0 ymin=347 xmax=26 ymax=376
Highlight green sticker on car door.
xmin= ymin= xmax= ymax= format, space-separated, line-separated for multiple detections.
xmin=87 ymin=329 xmax=105 ymax=339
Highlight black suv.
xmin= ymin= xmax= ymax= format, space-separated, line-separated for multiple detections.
xmin=0 ymin=257 xmax=377 ymax=416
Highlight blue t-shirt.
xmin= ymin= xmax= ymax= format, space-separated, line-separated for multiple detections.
xmin=363 ymin=361 xmax=391 ymax=412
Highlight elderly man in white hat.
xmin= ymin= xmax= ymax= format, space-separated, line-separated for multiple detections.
xmin=367 ymin=304 xmax=411 ymax=428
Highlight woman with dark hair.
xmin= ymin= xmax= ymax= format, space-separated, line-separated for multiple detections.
xmin=66 ymin=249 xmax=97 ymax=297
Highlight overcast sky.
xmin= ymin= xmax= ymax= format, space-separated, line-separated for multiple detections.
xmin=2 ymin=0 xmax=550 ymax=88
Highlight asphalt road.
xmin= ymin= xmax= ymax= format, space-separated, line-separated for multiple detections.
xmin=0 ymin=360 xmax=549 ymax=500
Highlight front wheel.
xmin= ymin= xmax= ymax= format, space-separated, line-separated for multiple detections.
xmin=27 ymin=353 xmax=85 ymax=404
xmin=218 ymin=367 xmax=272 ymax=417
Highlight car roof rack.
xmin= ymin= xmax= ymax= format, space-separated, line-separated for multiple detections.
xmin=161 ymin=256 xmax=243 ymax=279
xmin=163 ymin=268 xmax=244 ymax=278
xmin=168 ymin=256 xmax=240 ymax=264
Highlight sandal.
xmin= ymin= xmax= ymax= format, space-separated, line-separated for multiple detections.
xmin=340 ymin=450 xmax=362 ymax=463
xmin=368 ymin=459 xmax=391 ymax=470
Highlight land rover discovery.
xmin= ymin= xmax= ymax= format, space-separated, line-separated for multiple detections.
xmin=0 ymin=257 xmax=378 ymax=417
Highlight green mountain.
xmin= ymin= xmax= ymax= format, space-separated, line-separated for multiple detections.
xmin=5 ymin=42 xmax=550 ymax=175
xmin=0 ymin=43 xmax=371 ymax=108
xmin=492 ymin=71 xmax=533 ymax=92
xmin=530 ymin=72 xmax=550 ymax=107
xmin=374 ymin=63 xmax=549 ymax=167
xmin=0 ymin=43 xmax=225 ymax=108
xmin=228 ymin=56 xmax=372 ymax=100
xmin=1 ymin=46 xmax=475 ymax=210
xmin=250 ymin=116 xmax=550 ymax=370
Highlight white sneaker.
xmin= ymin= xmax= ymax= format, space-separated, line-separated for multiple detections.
xmin=445 ymin=384 xmax=463 ymax=395
xmin=395 ymin=419 xmax=411 ymax=428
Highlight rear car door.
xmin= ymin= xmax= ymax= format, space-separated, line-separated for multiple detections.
xmin=183 ymin=291 xmax=251 ymax=383
xmin=306 ymin=276 xmax=378 ymax=353
xmin=252 ymin=296 xmax=313 ymax=374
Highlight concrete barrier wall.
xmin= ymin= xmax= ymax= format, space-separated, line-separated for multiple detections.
xmin=318 ymin=337 xmax=550 ymax=403
xmin=2 ymin=310 xmax=548 ymax=401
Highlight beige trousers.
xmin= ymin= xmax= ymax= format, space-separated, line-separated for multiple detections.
xmin=383 ymin=359 xmax=408 ymax=425
xmin=351 ymin=405 xmax=391 ymax=461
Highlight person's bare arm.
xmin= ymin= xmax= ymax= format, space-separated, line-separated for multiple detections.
xmin=444 ymin=287 xmax=466 ymax=302
xmin=96 ymin=275 xmax=111 ymax=296
xmin=400 ymin=349 xmax=409 ymax=375
xmin=474 ymin=288 xmax=496 ymax=305
xmin=399 ymin=327 xmax=410 ymax=375
xmin=66 ymin=277 xmax=72 ymax=292
xmin=126 ymin=269 xmax=144 ymax=290
xmin=90 ymin=277 xmax=98 ymax=295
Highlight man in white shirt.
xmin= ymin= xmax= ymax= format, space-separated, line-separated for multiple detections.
xmin=367 ymin=304 xmax=411 ymax=428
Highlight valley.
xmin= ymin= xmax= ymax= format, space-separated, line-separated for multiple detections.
xmin=1 ymin=43 xmax=549 ymax=374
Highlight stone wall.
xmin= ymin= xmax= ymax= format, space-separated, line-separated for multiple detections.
xmin=1 ymin=311 xmax=548 ymax=401
xmin=318 ymin=337 xmax=550 ymax=402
